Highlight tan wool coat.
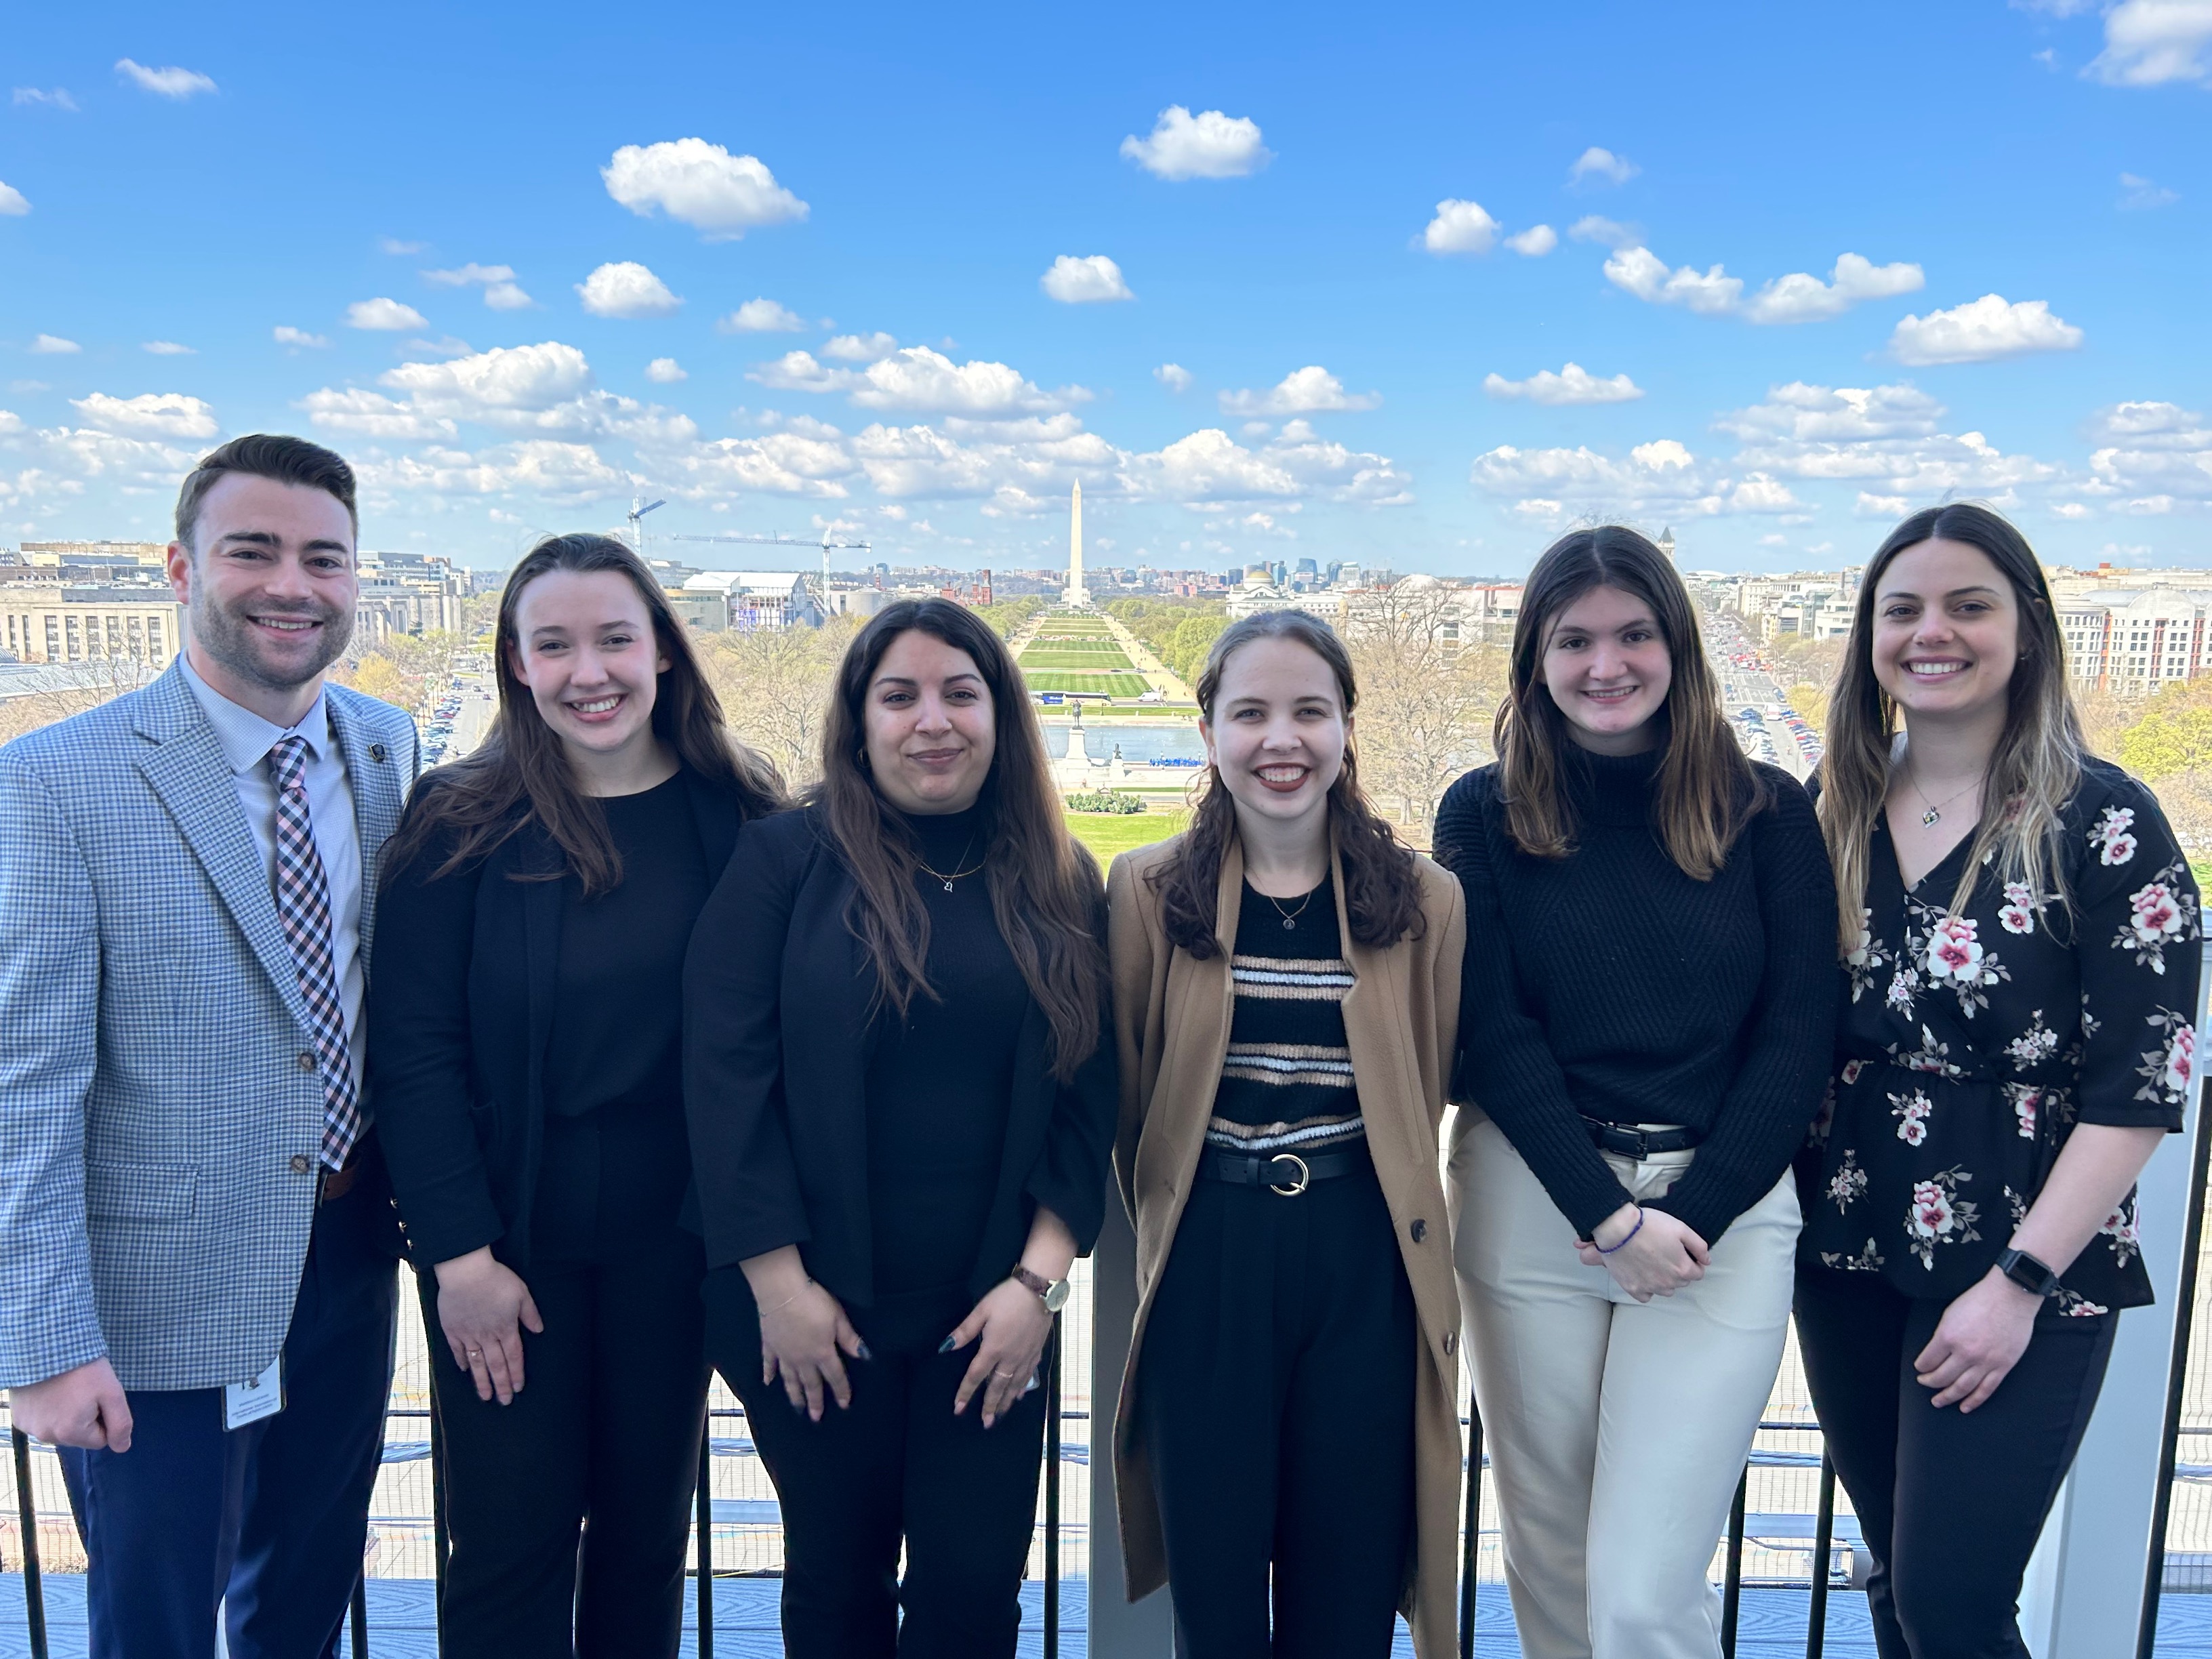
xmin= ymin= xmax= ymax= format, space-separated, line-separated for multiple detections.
xmin=1105 ymin=832 xmax=1467 ymax=1657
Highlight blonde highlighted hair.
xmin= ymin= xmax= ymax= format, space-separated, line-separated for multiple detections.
xmin=1817 ymin=502 xmax=2083 ymax=951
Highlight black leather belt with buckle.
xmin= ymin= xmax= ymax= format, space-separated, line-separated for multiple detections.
xmin=1578 ymin=1116 xmax=1702 ymax=1160
xmin=1200 ymin=1143 xmax=1368 ymax=1196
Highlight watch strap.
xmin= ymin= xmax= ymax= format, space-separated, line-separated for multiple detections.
xmin=1010 ymin=1265 xmax=1070 ymax=1313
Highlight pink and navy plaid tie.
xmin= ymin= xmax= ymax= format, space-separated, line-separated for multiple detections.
xmin=267 ymin=735 xmax=361 ymax=1170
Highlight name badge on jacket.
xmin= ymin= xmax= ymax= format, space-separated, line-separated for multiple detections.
xmin=224 ymin=1358 xmax=285 ymax=1431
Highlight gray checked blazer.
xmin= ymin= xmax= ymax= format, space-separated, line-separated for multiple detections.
xmin=0 ymin=659 xmax=418 ymax=1391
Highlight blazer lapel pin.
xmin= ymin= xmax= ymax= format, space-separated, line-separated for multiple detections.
xmin=369 ymin=742 xmax=387 ymax=764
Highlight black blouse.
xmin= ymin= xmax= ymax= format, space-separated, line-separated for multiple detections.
xmin=1206 ymin=876 xmax=1364 ymax=1157
xmin=1797 ymin=760 xmax=2200 ymax=1316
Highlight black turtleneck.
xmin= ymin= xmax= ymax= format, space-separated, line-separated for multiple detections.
xmin=863 ymin=800 xmax=1031 ymax=1315
xmin=1431 ymin=747 xmax=1837 ymax=1246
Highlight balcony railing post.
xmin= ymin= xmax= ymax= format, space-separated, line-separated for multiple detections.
xmin=348 ymin=1572 xmax=369 ymax=1659
xmin=1721 ymin=1467 xmax=1747 ymax=1659
xmin=695 ymin=1425 xmax=715 ymax=1659
xmin=430 ymin=1397 xmax=449 ymax=1626
xmin=1044 ymin=1320 xmax=1063 ymax=1659
xmin=11 ymin=1427 xmax=47 ymax=1659
xmin=1807 ymin=1454 xmax=1836 ymax=1659
xmin=1459 ymin=1389 xmax=1481 ymax=1659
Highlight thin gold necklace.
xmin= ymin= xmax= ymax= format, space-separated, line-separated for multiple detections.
xmin=1263 ymin=884 xmax=1317 ymax=931
xmin=1905 ymin=764 xmax=1982 ymax=827
xmin=917 ymin=837 xmax=983 ymax=893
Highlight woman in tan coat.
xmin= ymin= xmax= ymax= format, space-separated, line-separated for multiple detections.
xmin=1106 ymin=609 xmax=1466 ymax=1658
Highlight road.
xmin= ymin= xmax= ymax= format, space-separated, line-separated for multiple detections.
xmin=1701 ymin=607 xmax=1821 ymax=783
xmin=426 ymin=664 xmax=495 ymax=767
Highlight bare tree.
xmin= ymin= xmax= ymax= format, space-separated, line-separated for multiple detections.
xmin=0 ymin=656 xmax=163 ymax=746
xmin=1343 ymin=583 xmax=1509 ymax=834
xmin=697 ymin=618 xmax=860 ymax=790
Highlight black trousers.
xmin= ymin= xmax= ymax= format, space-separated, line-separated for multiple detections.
xmin=1794 ymin=1267 xmax=2118 ymax=1659
xmin=710 ymin=1273 xmax=1049 ymax=1659
xmin=1136 ymin=1157 xmax=1418 ymax=1659
xmin=425 ymin=1225 xmax=709 ymax=1658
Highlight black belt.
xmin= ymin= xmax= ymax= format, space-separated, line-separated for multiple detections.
xmin=1578 ymin=1117 xmax=1701 ymax=1160
xmin=1200 ymin=1143 xmax=1368 ymax=1196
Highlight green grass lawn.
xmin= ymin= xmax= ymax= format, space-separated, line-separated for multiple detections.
xmin=1019 ymin=649 xmax=1139 ymax=671
xmin=1024 ymin=671 xmax=1152 ymax=697
xmin=1064 ymin=806 xmax=1190 ymax=863
xmin=1021 ymin=636 xmax=1126 ymax=652
xmin=1035 ymin=623 xmax=1116 ymax=637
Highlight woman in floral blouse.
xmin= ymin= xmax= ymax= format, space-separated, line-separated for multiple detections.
xmin=1798 ymin=501 xmax=2199 ymax=1658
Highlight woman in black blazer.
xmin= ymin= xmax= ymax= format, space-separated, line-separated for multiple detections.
xmin=370 ymin=533 xmax=784 ymax=1656
xmin=686 ymin=597 xmax=1115 ymax=1659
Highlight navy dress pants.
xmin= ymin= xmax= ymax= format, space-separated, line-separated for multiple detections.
xmin=1136 ymin=1157 xmax=1418 ymax=1659
xmin=1795 ymin=1266 xmax=2118 ymax=1659
xmin=57 ymin=1179 xmax=400 ymax=1659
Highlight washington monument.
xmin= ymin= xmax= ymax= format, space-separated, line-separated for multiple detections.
xmin=1065 ymin=480 xmax=1087 ymax=608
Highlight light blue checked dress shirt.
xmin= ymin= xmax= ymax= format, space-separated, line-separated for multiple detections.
xmin=179 ymin=654 xmax=366 ymax=1093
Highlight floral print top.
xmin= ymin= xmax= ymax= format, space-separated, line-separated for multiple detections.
xmin=1797 ymin=760 xmax=2200 ymax=1318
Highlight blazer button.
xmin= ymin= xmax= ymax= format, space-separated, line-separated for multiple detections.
xmin=1444 ymin=1330 xmax=1457 ymax=1356
xmin=289 ymin=1154 xmax=312 ymax=1174
xmin=298 ymin=1051 xmax=318 ymax=1072
xmin=1410 ymin=1218 xmax=1428 ymax=1244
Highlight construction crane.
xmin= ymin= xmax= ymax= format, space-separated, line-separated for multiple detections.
xmin=668 ymin=533 xmax=874 ymax=588
xmin=627 ymin=497 xmax=666 ymax=556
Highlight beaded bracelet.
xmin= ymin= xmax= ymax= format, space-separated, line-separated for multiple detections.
xmin=1596 ymin=1208 xmax=1645 ymax=1255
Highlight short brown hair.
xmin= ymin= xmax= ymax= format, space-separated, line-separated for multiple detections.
xmin=174 ymin=434 xmax=359 ymax=552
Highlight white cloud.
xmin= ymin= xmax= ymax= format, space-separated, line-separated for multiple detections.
xmin=1603 ymin=247 xmax=1744 ymax=314
xmin=575 ymin=262 xmax=680 ymax=319
xmin=142 ymin=341 xmax=194 ymax=356
xmin=750 ymin=346 xmax=1088 ymax=417
xmin=1857 ymin=492 xmax=1911 ymax=516
xmin=2087 ymin=0 xmax=2212 ymax=85
xmin=1218 ymin=366 xmax=1380 ymax=417
xmin=1470 ymin=437 xmax=1801 ymax=520
xmin=1504 ymin=224 xmax=1557 ymax=257
xmin=402 ymin=336 xmax=476 ymax=361
xmin=347 ymin=298 xmax=429 ymax=331
xmin=1155 ymin=363 xmax=1193 ymax=393
xmin=655 ymin=417 xmax=857 ymax=500
xmin=274 ymin=326 xmax=330 ymax=350
xmin=29 ymin=335 xmax=79 ymax=354
xmin=1718 ymin=381 xmax=2064 ymax=501
xmin=298 ymin=388 xmax=457 ymax=442
xmin=1743 ymin=253 xmax=1925 ymax=323
xmin=721 ymin=298 xmax=807 ymax=333
xmin=821 ymin=331 xmax=900 ymax=362
xmin=1889 ymin=294 xmax=2083 ymax=364
xmin=601 ymin=139 xmax=808 ymax=240
xmin=2086 ymin=401 xmax=2212 ymax=506
xmin=70 ymin=392 xmax=220 ymax=439
xmin=115 ymin=60 xmax=217 ymax=98
xmin=363 ymin=440 xmax=634 ymax=504
xmin=1483 ymin=363 xmax=1644 ymax=405
xmin=645 ymin=357 xmax=687 ymax=384
xmin=382 ymin=341 xmax=594 ymax=421
xmin=1120 ymin=106 xmax=1272 ymax=180
xmin=1569 ymin=146 xmax=1639 ymax=186
xmin=12 ymin=88 xmax=77 ymax=111
xmin=424 ymin=263 xmax=534 ymax=309
xmin=1422 ymin=199 xmax=1499 ymax=255
xmin=1570 ymin=216 xmax=1640 ymax=249
xmin=1040 ymin=254 xmax=1134 ymax=303
xmin=0 ymin=182 xmax=28 ymax=217
xmin=378 ymin=237 xmax=427 ymax=256
xmin=2119 ymin=171 xmax=2180 ymax=209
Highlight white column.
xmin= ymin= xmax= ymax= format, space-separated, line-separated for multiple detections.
xmin=2020 ymin=935 xmax=2211 ymax=1656
xmin=1088 ymin=1200 xmax=1176 ymax=1656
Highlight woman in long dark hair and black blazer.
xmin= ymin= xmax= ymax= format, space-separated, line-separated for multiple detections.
xmin=684 ymin=597 xmax=1115 ymax=1659
xmin=369 ymin=533 xmax=785 ymax=1656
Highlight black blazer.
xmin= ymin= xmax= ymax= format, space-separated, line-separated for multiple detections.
xmin=683 ymin=803 xmax=1118 ymax=1308
xmin=369 ymin=769 xmax=744 ymax=1268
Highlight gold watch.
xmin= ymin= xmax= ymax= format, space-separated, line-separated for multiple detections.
xmin=1011 ymin=1265 xmax=1071 ymax=1313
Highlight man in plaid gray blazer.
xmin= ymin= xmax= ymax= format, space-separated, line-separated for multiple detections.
xmin=0 ymin=436 xmax=419 ymax=1658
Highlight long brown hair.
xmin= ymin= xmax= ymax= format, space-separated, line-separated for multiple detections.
xmin=1496 ymin=526 xmax=1761 ymax=879
xmin=1818 ymin=502 xmax=2083 ymax=949
xmin=815 ymin=598 xmax=1103 ymax=1081
xmin=1150 ymin=609 xmax=1424 ymax=960
xmin=384 ymin=533 xmax=786 ymax=892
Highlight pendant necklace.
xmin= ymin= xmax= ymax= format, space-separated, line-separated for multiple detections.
xmin=1264 ymin=885 xmax=1316 ymax=931
xmin=917 ymin=836 xmax=984 ymax=893
xmin=1906 ymin=764 xmax=1982 ymax=828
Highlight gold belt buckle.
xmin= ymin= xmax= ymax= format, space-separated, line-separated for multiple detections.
xmin=1266 ymin=1153 xmax=1311 ymax=1197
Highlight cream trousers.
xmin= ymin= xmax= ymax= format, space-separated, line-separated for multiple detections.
xmin=1448 ymin=1109 xmax=1800 ymax=1659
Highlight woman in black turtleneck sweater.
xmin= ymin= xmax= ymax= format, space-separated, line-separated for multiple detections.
xmin=1431 ymin=529 xmax=1835 ymax=1659
xmin=684 ymin=600 xmax=1115 ymax=1659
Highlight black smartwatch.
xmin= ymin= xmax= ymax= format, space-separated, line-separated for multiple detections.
xmin=1997 ymin=1247 xmax=2062 ymax=1300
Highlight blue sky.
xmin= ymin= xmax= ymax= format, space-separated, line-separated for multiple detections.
xmin=2 ymin=0 xmax=2207 ymax=575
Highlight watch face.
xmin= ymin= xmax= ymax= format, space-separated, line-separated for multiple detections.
xmin=1043 ymin=1278 xmax=1071 ymax=1313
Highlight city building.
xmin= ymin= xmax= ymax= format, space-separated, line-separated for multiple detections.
xmin=0 ymin=585 xmax=184 ymax=668
xmin=354 ymin=551 xmax=469 ymax=645
xmin=678 ymin=571 xmax=827 ymax=631
xmin=2058 ymin=585 xmax=2212 ymax=695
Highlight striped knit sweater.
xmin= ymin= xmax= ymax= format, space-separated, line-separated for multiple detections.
xmin=1206 ymin=875 xmax=1364 ymax=1155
